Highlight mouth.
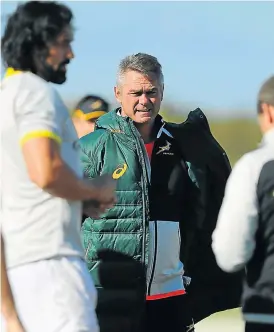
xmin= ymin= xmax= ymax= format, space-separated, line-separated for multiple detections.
xmin=136 ymin=109 xmax=152 ymax=114
xmin=60 ymin=61 xmax=70 ymax=72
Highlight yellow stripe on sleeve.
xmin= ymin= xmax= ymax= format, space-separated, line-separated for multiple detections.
xmin=20 ymin=130 xmax=62 ymax=146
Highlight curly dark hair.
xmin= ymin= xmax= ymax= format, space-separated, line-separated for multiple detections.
xmin=1 ymin=1 xmax=73 ymax=72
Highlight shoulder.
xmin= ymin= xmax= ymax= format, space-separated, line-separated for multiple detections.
xmin=2 ymin=71 xmax=49 ymax=97
xmin=230 ymin=152 xmax=255 ymax=179
xmin=79 ymin=128 xmax=109 ymax=154
xmin=10 ymin=72 xmax=56 ymax=109
xmin=229 ymin=146 xmax=272 ymax=187
xmin=246 ymin=144 xmax=274 ymax=189
xmin=18 ymin=72 xmax=51 ymax=94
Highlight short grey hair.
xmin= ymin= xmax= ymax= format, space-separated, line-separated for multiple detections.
xmin=117 ymin=53 xmax=164 ymax=87
xmin=258 ymin=76 xmax=274 ymax=110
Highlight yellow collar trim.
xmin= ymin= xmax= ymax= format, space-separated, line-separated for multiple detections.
xmin=5 ymin=67 xmax=23 ymax=78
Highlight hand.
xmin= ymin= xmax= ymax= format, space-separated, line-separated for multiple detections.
xmin=83 ymin=199 xmax=114 ymax=219
xmin=5 ymin=316 xmax=26 ymax=332
xmin=87 ymin=174 xmax=117 ymax=206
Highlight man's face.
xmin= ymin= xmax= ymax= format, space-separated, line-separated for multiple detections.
xmin=114 ymin=70 xmax=163 ymax=124
xmin=38 ymin=25 xmax=74 ymax=84
xmin=258 ymin=103 xmax=274 ymax=134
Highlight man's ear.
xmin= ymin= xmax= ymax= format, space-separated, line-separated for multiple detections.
xmin=261 ymin=103 xmax=273 ymax=124
xmin=269 ymin=105 xmax=274 ymax=124
xmin=114 ymin=86 xmax=122 ymax=103
xmin=161 ymin=84 xmax=165 ymax=101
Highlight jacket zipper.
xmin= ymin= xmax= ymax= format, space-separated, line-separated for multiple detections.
xmin=147 ymin=220 xmax=158 ymax=295
xmin=144 ymin=139 xmax=159 ymax=296
xmin=129 ymin=120 xmax=162 ymax=295
xmin=129 ymin=121 xmax=147 ymax=264
xmin=141 ymin=174 xmax=146 ymax=264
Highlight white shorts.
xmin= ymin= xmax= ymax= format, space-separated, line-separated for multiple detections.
xmin=1 ymin=256 xmax=99 ymax=332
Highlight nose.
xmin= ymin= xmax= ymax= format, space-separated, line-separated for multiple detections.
xmin=139 ymin=93 xmax=149 ymax=105
xmin=67 ymin=44 xmax=74 ymax=60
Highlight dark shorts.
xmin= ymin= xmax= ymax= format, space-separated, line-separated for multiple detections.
xmin=97 ymin=293 xmax=194 ymax=332
xmin=245 ymin=322 xmax=274 ymax=332
xmin=145 ymin=295 xmax=195 ymax=332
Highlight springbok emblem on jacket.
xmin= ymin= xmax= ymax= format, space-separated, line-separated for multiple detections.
xmin=156 ymin=141 xmax=171 ymax=155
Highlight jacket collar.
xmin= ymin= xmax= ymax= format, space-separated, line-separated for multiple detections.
xmin=96 ymin=108 xmax=134 ymax=137
xmin=97 ymin=107 xmax=173 ymax=139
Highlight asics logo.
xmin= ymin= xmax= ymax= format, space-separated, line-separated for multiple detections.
xmin=112 ymin=163 xmax=127 ymax=179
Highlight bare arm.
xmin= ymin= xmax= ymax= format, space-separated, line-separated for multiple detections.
xmin=15 ymin=84 xmax=115 ymax=204
xmin=21 ymin=137 xmax=101 ymax=201
xmin=1 ymin=235 xmax=25 ymax=332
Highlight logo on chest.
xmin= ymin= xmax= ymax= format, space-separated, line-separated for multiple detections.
xmin=156 ymin=140 xmax=174 ymax=156
xmin=112 ymin=163 xmax=128 ymax=179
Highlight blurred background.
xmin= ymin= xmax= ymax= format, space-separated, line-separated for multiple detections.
xmin=1 ymin=1 xmax=274 ymax=330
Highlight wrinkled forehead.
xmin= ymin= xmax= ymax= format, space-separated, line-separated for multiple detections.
xmin=122 ymin=70 xmax=162 ymax=91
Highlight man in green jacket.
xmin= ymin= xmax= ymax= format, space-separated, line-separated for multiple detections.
xmin=80 ymin=53 xmax=243 ymax=332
